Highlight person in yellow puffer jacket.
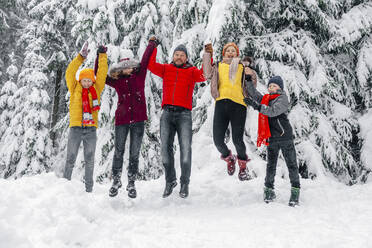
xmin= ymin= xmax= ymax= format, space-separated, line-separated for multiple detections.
xmin=63 ymin=41 xmax=108 ymax=193
xmin=202 ymin=42 xmax=258 ymax=181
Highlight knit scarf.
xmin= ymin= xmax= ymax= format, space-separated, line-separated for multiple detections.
xmin=82 ymin=87 xmax=100 ymax=125
xmin=257 ymin=94 xmax=280 ymax=147
xmin=222 ymin=57 xmax=241 ymax=83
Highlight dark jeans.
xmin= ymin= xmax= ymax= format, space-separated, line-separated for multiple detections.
xmin=213 ymin=99 xmax=247 ymax=160
xmin=265 ymin=139 xmax=300 ymax=189
xmin=112 ymin=122 xmax=145 ymax=180
xmin=160 ymin=108 xmax=192 ymax=185
xmin=63 ymin=126 xmax=97 ymax=191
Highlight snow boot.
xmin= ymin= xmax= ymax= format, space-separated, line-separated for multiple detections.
xmin=109 ymin=175 xmax=122 ymax=197
xmin=179 ymin=184 xmax=189 ymax=198
xmin=263 ymin=187 xmax=276 ymax=203
xmin=237 ymin=156 xmax=252 ymax=181
xmin=288 ymin=187 xmax=300 ymax=207
xmin=162 ymin=180 xmax=177 ymax=198
xmin=126 ymin=180 xmax=137 ymax=199
xmin=221 ymin=150 xmax=236 ymax=176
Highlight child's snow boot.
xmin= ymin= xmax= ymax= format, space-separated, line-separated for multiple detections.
xmin=263 ymin=187 xmax=276 ymax=203
xmin=288 ymin=187 xmax=300 ymax=207
xmin=126 ymin=180 xmax=137 ymax=198
xmin=221 ymin=150 xmax=236 ymax=176
xmin=109 ymin=175 xmax=122 ymax=197
xmin=126 ymin=173 xmax=137 ymax=198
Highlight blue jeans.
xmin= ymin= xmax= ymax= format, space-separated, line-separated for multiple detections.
xmin=112 ymin=122 xmax=145 ymax=180
xmin=63 ymin=126 xmax=97 ymax=191
xmin=160 ymin=108 xmax=192 ymax=185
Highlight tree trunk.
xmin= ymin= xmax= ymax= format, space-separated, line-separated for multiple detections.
xmin=50 ymin=67 xmax=63 ymax=147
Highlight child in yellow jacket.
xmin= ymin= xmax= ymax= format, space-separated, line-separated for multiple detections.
xmin=63 ymin=41 xmax=108 ymax=192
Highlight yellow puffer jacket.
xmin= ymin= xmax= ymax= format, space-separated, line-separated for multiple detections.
xmin=216 ymin=62 xmax=246 ymax=107
xmin=65 ymin=53 xmax=108 ymax=128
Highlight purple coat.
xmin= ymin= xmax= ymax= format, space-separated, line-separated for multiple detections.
xmin=106 ymin=41 xmax=156 ymax=126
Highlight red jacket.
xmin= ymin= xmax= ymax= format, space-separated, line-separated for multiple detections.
xmin=148 ymin=47 xmax=205 ymax=110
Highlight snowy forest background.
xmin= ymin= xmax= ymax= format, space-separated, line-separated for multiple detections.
xmin=0 ymin=0 xmax=372 ymax=185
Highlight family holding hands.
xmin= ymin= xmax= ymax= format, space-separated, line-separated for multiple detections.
xmin=63 ymin=36 xmax=300 ymax=207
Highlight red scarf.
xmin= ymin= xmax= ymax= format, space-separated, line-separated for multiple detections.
xmin=257 ymin=94 xmax=280 ymax=147
xmin=82 ymin=86 xmax=100 ymax=125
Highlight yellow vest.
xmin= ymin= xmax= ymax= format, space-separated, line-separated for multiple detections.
xmin=65 ymin=53 xmax=108 ymax=128
xmin=216 ymin=62 xmax=246 ymax=106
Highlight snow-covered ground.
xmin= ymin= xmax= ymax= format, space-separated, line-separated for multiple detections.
xmin=1 ymin=148 xmax=372 ymax=248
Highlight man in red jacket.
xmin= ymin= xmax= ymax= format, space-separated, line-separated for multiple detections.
xmin=148 ymin=42 xmax=205 ymax=198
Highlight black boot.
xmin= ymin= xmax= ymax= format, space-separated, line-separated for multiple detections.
xmin=126 ymin=180 xmax=137 ymax=199
xmin=263 ymin=187 xmax=276 ymax=203
xmin=288 ymin=187 xmax=300 ymax=207
xmin=162 ymin=180 xmax=177 ymax=198
xmin=109 ymin=176 xmax=122 ymax=197
xmin=179 ymin=184 xmax=189 ymax=198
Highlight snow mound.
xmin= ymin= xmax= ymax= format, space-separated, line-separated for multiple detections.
xmin=1 ymin=165 xmax=371 ymax=247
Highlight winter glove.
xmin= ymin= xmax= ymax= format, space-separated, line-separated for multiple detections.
xmin=79 ymin=41 xmax=90 ymax=58
xmin=149 ymin=36 xmax=160 ymax=46
xmin=97 ymin=45 xmax=107 ymax=54
xmin=244 ymin=97 xmax=261 ymax=111
xmin=204 ymin=43 xmax=213 ymax=57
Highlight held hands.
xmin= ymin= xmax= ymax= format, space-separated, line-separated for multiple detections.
xmin=149 ymin=36 xmax=160 ymax=46
xmin=204 ymin=43 xmax=213 ymax=56
xmin=79 ymin=41 xmax=90 ymax=58
xmin=97 ymin=45 xmax=107 ymax=54
xmin=244 ymin=97 xmax=261 ymax=111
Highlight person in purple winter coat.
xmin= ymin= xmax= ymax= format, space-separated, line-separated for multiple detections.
xmin=106 ymin=36 xmax=159 ymax=198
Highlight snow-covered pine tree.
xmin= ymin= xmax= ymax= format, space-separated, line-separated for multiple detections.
xmin=166 ymin=0 xmax=212 ymax=134
xmin=19 ymin=0 xmax=78 ymax=147
xmin=1 ymin=0 xmax=371 ymax=184
xmin=233 ymin=0 xmax=372 ymax=183
xmin=0 ymin=0 xmax=25 ymax=86
xmin=0 ymin=51 xmax=51 ymax=178
xmin=0 ymin=53 xmax=18 ymax=140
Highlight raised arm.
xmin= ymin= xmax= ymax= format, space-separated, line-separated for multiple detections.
xmin=138 ymin=37 xmax=158 ymax=76
xmin=147 ymin=47 xmax=165 ymax=78
xmin=95 ymin=46 xmax=108 ymax=94
xmin=192 ymin=66 xmax=206 ymax=83
xmin=65 ymin=54 xmax=84 ymax=94
xmin=202 ymin=44 xmax=214 ymax=80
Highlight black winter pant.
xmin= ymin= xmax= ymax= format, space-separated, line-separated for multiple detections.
xmin=112 ymin=122 xmax=145 ymax=180
xmin=213 ymin=99 xmax=247 ymax=160
xmin=265 ymin=139 xmax=300 ymax=189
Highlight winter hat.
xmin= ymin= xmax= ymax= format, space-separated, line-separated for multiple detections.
xmin=222 ymin=42 xmax=240 ymax=57
xmin=109 ymin=58 xmax=140 ymax=75
xmin=268 ymin=76 xmax=284 ymax=89
xmin=173 ymin=44 xmax=188 ymax=58
xmin=79 ymin=68 xmax=95 ymax=83
xmin=117 ymin=58 xmax=140 ymax=70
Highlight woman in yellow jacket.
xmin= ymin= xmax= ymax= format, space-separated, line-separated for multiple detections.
xmin=63 ymin=41 xmax=108 ymax=192
xmin=203 ymin=42 xmax=257 ymax=181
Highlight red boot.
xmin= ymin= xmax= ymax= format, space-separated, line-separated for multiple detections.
xmin=237 ymin=156 xmax=252 ymax=181
xmin=221 ymin=150 xmax=236 ymax=176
